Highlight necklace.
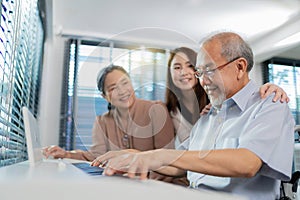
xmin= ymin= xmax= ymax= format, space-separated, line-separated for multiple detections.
xmin=114 ymin=110 xmax=132 ymax=149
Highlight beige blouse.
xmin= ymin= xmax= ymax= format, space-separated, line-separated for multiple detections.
xmin=88 ymin=98 xmax=175 ymax=158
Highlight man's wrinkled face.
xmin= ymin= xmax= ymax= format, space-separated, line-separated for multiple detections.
xmin=195 ymin=47 xmax=226 ymax=109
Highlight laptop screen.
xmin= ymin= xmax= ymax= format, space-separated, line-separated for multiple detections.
xmin=22 ymin=106 xmax=43 ymax=166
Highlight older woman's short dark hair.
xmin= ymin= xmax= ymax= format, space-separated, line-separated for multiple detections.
xmin=96 ymin=65 xmax=129 ymax=95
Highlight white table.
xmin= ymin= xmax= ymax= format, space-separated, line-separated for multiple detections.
xmin=0 ymin=159 xmax=246 ymax=200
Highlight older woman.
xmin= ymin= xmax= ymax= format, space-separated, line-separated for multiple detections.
xmin=43 ymin=65 xmax=175 ymax=161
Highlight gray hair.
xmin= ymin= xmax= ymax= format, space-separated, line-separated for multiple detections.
xmin=203 ymin=32 xmax=254 ymax=72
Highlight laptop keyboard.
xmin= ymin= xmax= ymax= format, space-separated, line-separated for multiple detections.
xmin=72 ymin=162 xmax=104 ymax=176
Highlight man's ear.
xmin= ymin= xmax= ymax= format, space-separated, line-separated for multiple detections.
xmin=237 ymin=58 xmax=247 ymax=80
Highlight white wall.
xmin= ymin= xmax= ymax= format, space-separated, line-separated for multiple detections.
xmin=39 ymin=36 xmax=67 ymax=146
xmin=250 ymin=63 xmax=263 ymax=86
xmin=39 ymin=0 xmax=67 ymax=146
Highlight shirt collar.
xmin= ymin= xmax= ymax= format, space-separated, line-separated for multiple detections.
xmin=230 ymin=80 xmax=258 ymax=112
xmin=205 ymin=80 xmax=258 ymax=115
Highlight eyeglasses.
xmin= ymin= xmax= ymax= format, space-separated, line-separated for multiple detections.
xmin=194 ymin=57 xmax=241 ymax=79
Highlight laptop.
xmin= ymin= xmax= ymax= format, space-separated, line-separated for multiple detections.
xmin=22 ymin=106 xmax=44 ymax=166
xmin=22 ymin=106 xmax=103 ymax=175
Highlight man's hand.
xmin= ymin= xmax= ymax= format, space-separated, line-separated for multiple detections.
xmin=92 ymin=150 xmax=164 ymax=180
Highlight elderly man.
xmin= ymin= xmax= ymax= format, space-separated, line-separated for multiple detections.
xmin=92 ymin=32 xmax=295 ymax=200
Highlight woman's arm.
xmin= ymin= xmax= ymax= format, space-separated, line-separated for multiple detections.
xmin=88 ymin=116 xmax=110 ymax=159
xmin=42 ymin=145 xmax=93 ymax=161
xmin=260 ymin=83 xmax=289 ymax=103
xmin=151 ymin=102 xmax=175 ymax=149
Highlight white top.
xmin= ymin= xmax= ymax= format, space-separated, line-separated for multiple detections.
xmin=170 ymin=108 xmax=193 ymax=150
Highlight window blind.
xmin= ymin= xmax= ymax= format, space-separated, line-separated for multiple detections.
xmin=59 ymin=39 xmax=78 ymax=151
xmin=0 ymin=0 xmax=44 ymax=167
xmin=264 ymin=58 xmax=300 ymax=125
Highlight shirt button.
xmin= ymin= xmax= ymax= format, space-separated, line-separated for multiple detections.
xmin=191 ymin=182 xmax=196 ymax=188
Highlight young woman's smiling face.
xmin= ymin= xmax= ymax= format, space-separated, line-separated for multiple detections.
xmin=170 ymin=52 xmax=198 ymax=91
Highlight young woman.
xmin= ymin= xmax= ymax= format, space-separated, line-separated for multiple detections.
xmin=43 ymin=65 xmax=175 ymax=161
xmin=165 ymin=47 xmax=207 ymax=150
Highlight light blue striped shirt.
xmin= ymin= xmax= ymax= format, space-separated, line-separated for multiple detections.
xmin=187 ymin=80 xmax=295 ymax=200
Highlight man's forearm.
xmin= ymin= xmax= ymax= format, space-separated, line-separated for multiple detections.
xmin=155 ymin=148 xmax=262 ymax=178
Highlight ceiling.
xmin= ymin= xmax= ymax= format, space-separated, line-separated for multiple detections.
xmin=48 ymin=0 xmax=300 ymax=62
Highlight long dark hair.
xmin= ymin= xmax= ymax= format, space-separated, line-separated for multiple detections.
xmin=165 ymin=47 xmax=208 ymax=119
xmin=96 ymin=65 xmax=130 ymax=110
